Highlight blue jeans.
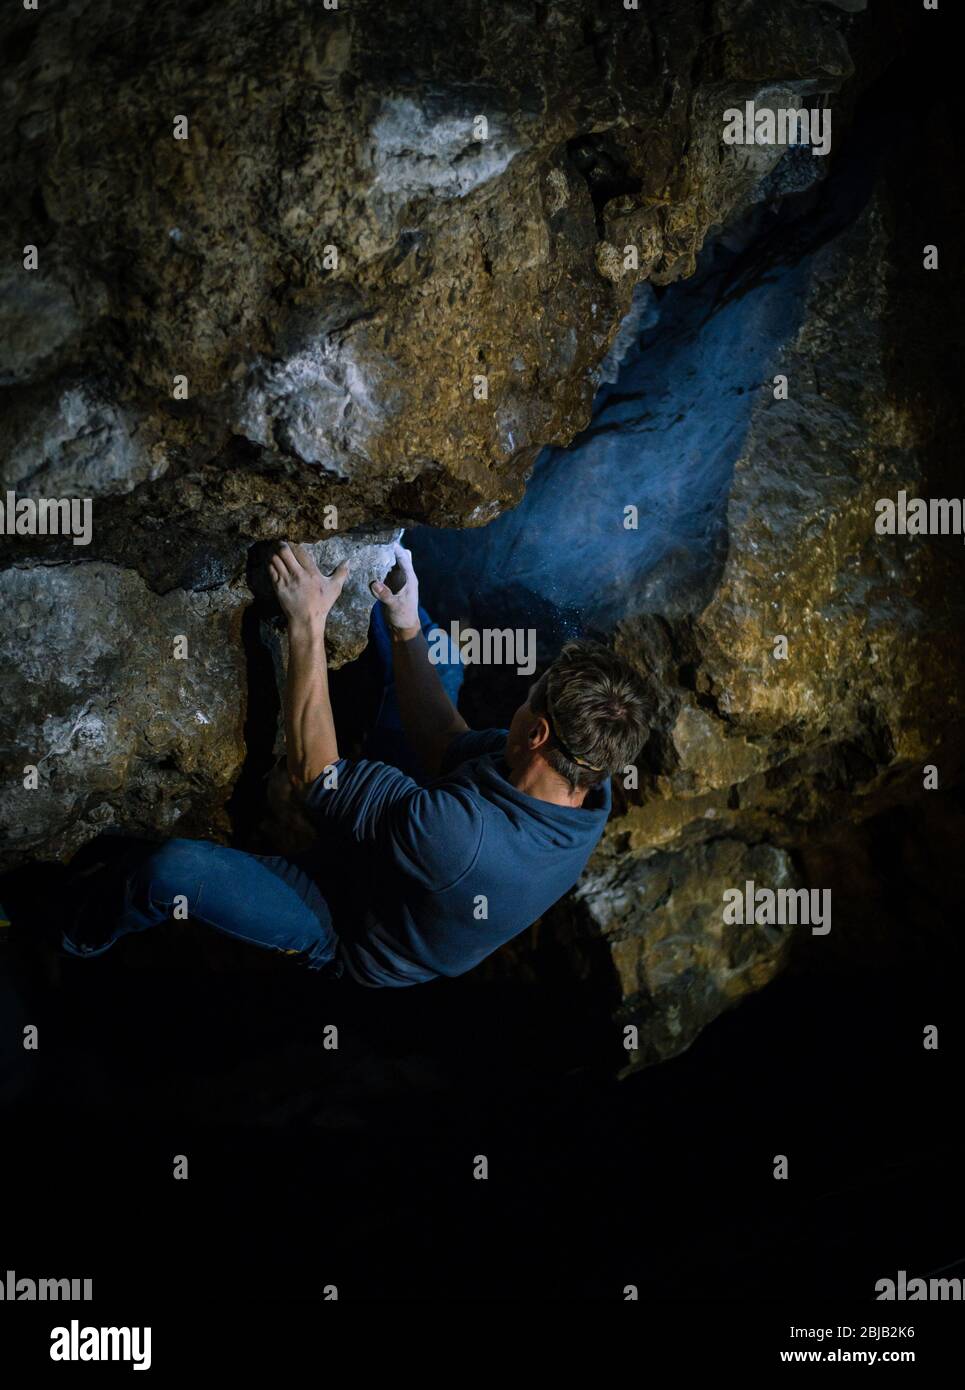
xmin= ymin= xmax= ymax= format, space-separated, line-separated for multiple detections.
xmin=61 ymin=602 xmax=463 ymax=974
xmin=61 ymin=838 xmax=341 ymax=971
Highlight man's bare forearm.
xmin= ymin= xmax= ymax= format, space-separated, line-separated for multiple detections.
xmin=285 ymin=615 xmax=339 ymax=788
xmin=391 ymin=622 xmax=468 ymax=778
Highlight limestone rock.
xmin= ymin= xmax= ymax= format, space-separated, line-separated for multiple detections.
xmin=251 ymin=530 xmax=404 ymax=738
xmin=580 ymin=839 xmax=799 ymax=1068
xmin=1 ymin=0 xmax=857 ymax=585
xmin=598 ymin=189 xmax=964 ymax=1063
xmin=0 ymin=0 xmax=865 ymax=879
xmin=0 ymin=528 xmax=405 ymax=866
xmin=0 ymin=563 xmax=247 ymax=866
xmin=1 ymin=377 xmax=162 ymax=498
xmin=411 ymin=138 xmax=965 ymax=1065
xmin=5 ymin=0 xmax=952 ymax=1078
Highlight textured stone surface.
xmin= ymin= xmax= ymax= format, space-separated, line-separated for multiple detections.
xmin=0 ymin=563 xmax=247 ymax=864
xmin=0 ymin=0 xmax=864 ymax=876
xmin=571 ymin=179 xmax=964 ymax=1067
xmin=412 ymin=125 xmax=965 ymax=1066
xmin=0 ymin=0 xmax=856 ymax=584
xmin=0 ymin=528 xmax=402 ymax=864
xmin=5 ymin=1 xmax=959 ymax=1077
xmin=583 ymin=839 xmax=798 ymax=1067
xmin=249 ymin=529 xmax=404 ymax=667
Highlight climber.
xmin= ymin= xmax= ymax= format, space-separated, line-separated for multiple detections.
xmin=58 ymin=540 xmax=651 ymax=987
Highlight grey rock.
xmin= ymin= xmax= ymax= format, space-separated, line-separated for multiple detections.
xmin=3 ymin=0 xmax=954 ymax=1079
xmin=0 ymin=271 xmax=82 ymax=386
xmin=0 ymin=379 xmax=161 ymax=497
xmin=0 ymin=562 xmax=247 ymax=865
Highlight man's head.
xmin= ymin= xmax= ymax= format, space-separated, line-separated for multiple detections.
xmin=505 ymin=640 xmax=652 ymax=793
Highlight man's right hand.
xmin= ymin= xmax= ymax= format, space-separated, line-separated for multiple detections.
xmin=270 ymin=541 xmax=350 ymax=628
xmin=371 ymin=541 xmax=421 ymax=639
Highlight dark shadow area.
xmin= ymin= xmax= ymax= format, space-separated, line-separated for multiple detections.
xmin=225 ymin=599 xmax=283 ymax=847
xmin=1 ymin=948 xmax=961 ymax=1299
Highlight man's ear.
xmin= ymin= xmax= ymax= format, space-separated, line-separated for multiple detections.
xmin=528 ymin=716 xmax=551 ymax=750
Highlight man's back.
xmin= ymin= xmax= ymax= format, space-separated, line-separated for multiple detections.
xmin=303 ymin=728 xmax=611 ymax=987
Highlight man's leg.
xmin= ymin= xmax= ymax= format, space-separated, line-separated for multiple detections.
xmin=61 ymin=837 xmax=340 ymax=973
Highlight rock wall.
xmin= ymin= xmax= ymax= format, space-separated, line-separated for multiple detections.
xmin=411 ymin=23 xmax=965 ymax=1066
xmin=602 ymin=180 xmax=965 ymax=1067
xmin=0 ymin=0 xmax=864 ymax=867
xmin=7 ymin=1 xmax=959 ymax=1078
xmin=458 ymin=119 xmax=965 ymax=1067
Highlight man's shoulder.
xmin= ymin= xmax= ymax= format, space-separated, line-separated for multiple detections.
xmin=386 ymin=779 xmax=486 ymax=891
xmin=438 ymin=727 xmax=508 ymax=777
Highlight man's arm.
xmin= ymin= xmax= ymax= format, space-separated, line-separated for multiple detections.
xmin=269 ymin=541 xmax=349 ymax=789
xmin=371 ymin=542 xmax=469 ymax=779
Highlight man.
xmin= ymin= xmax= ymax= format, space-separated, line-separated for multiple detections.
xmin=60 ymin=541 xmax=651 ymax=987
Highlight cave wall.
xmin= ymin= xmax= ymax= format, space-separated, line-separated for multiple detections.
xmin=6 ymin=1 xmax=961 ymax=1077
xmin=601 ymin=176 xmax=965 ymax=1066
xmin=0 ymin=0 xmax=864 ymax=866
xmin=411 ymin=13 xmax=965 ymax=1066
xmin=506 ymin=137 xmax=965 ymax=1068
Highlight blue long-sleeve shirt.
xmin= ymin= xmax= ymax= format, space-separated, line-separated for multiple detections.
xmin=301 ymin=729 xmax=611 ymax=987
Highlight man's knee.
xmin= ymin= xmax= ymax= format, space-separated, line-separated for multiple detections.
xmin=134 ymin=838 xmax=209 ymax=909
